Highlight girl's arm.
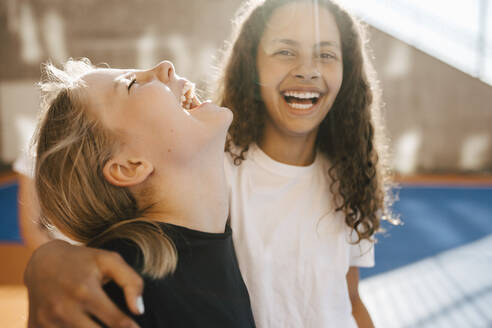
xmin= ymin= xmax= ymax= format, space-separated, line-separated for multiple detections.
xmin=24 ymin=240 xmax=144 ymax=328
xmin=347 ymin=266 xmax=375 ymax=328
xmin=18 ymin=169 xmax=144 ymax=327
xmin=17 ymin=174 xmax=51 ymax=251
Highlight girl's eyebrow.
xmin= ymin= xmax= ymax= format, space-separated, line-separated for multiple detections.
xmin=317 ymin=41 xmax=340 ymax=49
xmin=272 ymin=38 xmax=298 ymax=46
xmin=271 ymin=38 xmax=340 ymax=49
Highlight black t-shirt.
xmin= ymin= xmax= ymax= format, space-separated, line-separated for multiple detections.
xmin=101 ymin=223 xmax=256 ymax=328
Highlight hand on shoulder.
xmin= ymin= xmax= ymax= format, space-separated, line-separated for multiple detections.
xmin=24 ymin=239 xmax=143 ymax=328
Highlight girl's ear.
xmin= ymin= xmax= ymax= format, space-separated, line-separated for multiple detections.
xmin=103 ymin=157 xmax=154 ymax=187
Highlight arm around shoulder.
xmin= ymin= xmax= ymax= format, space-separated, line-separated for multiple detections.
xmin=346 ymin=266 xmax=374 ymax=328
xmin=17 ymin=174 xmax=51 ymax=251
xmin=24 ymin=239 xmax=143 ymax=328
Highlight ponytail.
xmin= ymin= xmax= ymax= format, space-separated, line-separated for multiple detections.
xmin=88 ymin=219 xmax=177 ymax=279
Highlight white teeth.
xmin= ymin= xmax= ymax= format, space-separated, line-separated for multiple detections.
xmin=283 ymin=91 xmax=320 ymax=99
xmin=288 ymin=102 xmax=313 ymax=110
xmin=182 ymin=82 xmax=192 ymax=96
xmin=180 ymin=81 xmax=196 ymax=109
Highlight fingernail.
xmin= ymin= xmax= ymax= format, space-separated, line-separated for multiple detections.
xmin=136 ymin=296 xmax=145 ymax=314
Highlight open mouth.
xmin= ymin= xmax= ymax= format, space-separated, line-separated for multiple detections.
xmin=282 ymin=90 xmax=322 ymax=110
xmin=180 ymin=81 xmax=201 ymax=111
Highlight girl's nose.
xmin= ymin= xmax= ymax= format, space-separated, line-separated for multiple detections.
xmin=291 ymin=59 xmax=321 ymax=81
xmin=151 ymin=60 xmax=176 ymax=82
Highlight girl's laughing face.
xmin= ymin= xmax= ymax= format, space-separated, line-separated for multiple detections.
xmin=257 ymin=1 xmax=343 ymax=141
xmin=81 ymin=60 xmax=232 ymax=169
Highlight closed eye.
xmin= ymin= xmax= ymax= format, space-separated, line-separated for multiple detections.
xmin=127 ymin=78 xmax=137 ymax=93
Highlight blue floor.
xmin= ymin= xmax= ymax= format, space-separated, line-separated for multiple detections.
xmin=361 ymin=185 xmax=492 ymax=279
xmin=0 ymin=182 xmax=20 ymax=243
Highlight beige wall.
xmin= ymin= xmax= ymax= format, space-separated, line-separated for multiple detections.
xmin=1 ymin=1 xmax=491 ymax=173
xmin=0 ymin=0 xmax=243 ymax=162
xmin=369 ymin=27 xmax=492 ymax=174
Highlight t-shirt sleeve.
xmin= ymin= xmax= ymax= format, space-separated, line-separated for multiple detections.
xmin=224 ymin=151 xmax=238 ymax=203
xmin=13 ymin=147 xmax=35 ymax=178
xmin=348 ymin=229 xmax=375 ymax=268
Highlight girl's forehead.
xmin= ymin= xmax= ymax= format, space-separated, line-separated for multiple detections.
xmin=263 ymin=2 xmax=339 ymax=42
xmin=80 ymin=70 xmax=122 ymax=112
xmin=81 ymin=68 xmax=133 ymax=93
xmin=90 ymin=68 xmax=129 ymax=79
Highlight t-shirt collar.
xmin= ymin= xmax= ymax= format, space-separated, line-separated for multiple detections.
xmin=249 ymin=143 xmax=320 ymax=177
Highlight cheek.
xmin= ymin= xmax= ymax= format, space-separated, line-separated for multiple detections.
xmin=259 ymin=85 xmax=279 ymax=117
xmin=257 ymin=56 xmax=289 ymax=88
xmin=258 ymin=68 xmax=285 ymax=105
xmin=136 ymin=83 xmax=179 ymax=109
xmin=323 ymin=65 xmax=343 ymax=91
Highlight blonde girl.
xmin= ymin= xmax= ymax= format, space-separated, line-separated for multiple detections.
xmin=32 ymin=58 xmax=255 ymax=327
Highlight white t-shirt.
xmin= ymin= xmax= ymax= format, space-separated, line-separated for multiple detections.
xmin=13 ymin=149 xmax=75 ymax=243
xmin=13 ymin=147 xmax=35 ymax=177
xmin=225 ymin=144 xmax=374 ymax=328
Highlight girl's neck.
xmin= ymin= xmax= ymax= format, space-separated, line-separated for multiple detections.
xmin=259 ymin=124 xmax=318 ymax=166
xmin=136 ymin=151 xmax=229 ymax=233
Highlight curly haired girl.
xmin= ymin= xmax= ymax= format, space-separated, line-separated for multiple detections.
xmin=213 ymin=1 xmax=395 ymax=326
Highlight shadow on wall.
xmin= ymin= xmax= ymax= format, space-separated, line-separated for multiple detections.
xmin=370 ymin=27 xmax=492 ymax=174
xmin=0 ymin=0 xmax=243 ymax=163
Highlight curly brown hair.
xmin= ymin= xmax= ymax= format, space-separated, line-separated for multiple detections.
xmin=214 ymin=0 xmax=398 ymax=241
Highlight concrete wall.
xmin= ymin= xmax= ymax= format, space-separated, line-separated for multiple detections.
xmin=369 ymin=27 xmax=492 ymax=174
xmin=1 ymin=1 xmax=491 ymax=173
xmin=0 ymin=0 xmax=243 ymax=163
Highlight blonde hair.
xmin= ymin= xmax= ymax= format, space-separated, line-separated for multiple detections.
xmin=34 ymin=58 xmax=177 ymax=278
